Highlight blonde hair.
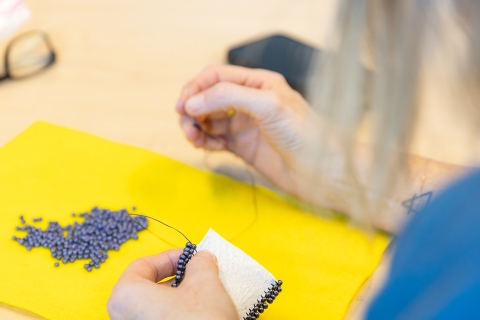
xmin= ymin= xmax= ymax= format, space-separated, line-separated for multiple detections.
xmin=308 ymin=0 xmax=480 ymax=228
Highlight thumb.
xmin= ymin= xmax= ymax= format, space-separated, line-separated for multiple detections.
xmin=184 ymin=82 xmax=278 ymax=121
xmin=182 ymin=250 xmax=220 ymax=286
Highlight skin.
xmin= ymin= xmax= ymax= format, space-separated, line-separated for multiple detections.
xmin=107 ymin=249 xmax=238 ymax=319
xmin=177 ymin=65 xmax=468 ymax=232
xmin=176 ymin=65 xmax=322 ymax=205
xmin=109 ymin=64 xmax=469 ymax=318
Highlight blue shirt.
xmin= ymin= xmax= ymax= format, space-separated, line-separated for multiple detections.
xmin=366 ymin=170 xmax=480 ymax=319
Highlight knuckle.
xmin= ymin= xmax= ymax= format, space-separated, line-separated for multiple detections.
xmin=201 ymin=64 xmax=221 ymax=77
xmin=257 ymin=69 xmax=287 ymax=83
xmin=127 ymin=257 xmax=156 ymax=279
xmin=202 ymin=64 xmax=216 ymax=72
xmin=135 ymin=256 xmax=157 ymax=273
xmin=272 ymin=72 xmax=287 ymax=83
xmin=265 ymin=90 xmax=283 ymax=109
xmin=130 ymin=257 xmax=147 ymax=269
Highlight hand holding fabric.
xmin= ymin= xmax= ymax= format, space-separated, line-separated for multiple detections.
xmin=108 ymin=249 xmax=238 ymax=320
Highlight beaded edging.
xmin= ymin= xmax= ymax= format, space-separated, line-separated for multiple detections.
xmin=243 ymin=280 xmax=283 ymax=320
xmin=171 ymin=242 xmax=197 ymax=287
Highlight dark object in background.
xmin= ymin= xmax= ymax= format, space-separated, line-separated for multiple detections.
xmin=227 ymin=34 xmax=319 ymax=97
xmin=0 ymin=30 xmax=56 ymax=83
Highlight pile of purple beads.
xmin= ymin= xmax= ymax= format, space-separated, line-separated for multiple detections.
xmin=243 ymin=280 xmax=283 ymax=320
xmin=12 ymin=207 xmax=148 ymax=271
xmin=171 ymin=242 xmax=197 ymax=287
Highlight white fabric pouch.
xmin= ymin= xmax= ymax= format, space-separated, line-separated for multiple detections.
xmin=197 ymin=229 xmax=282 ymax=319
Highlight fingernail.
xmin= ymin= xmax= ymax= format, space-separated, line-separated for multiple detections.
xmin=186 ymin=94 xmax=205 ymax=113
xmin=202 ymin=250 xmax=218 ymax=265
xmin=176 ymin=88 xmax=190 ymax=111
xmin=176 ymin=100 xmax=184 ymax=110
xmin=211 ymin=252 xmax=218 ymax=266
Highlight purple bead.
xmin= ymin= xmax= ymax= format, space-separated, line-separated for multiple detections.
xmin=12 ymin=207 xmax=148 ymax=272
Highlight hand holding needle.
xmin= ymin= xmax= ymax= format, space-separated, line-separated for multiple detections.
xmin=192 ymin=120 xmax=228 ymax=149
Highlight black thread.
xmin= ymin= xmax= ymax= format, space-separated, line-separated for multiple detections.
xmin=129 ymin=121 xmax=260 ymax=246
xmin=128 ymin=214 xmax=179 ymax=248
xmin=194 ymin=119 xmax=260 ymax=241
xmin=193 ymin=120 xmax=225 ymax=145
xmin=129 ymin=213 xmax=192 ymax=243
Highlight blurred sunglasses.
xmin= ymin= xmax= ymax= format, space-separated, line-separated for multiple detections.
xmin=0 ymin=30 xmax=56 ymax=83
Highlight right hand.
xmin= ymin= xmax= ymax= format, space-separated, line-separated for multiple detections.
xmin=176 ymin=65 xmax=320 ymax=197
xmin=108 ymin=249 xmax=238 ymax=320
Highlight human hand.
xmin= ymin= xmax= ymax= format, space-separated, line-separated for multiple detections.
xmin=107 ymin=249 xmax=238 ymax=320
xmin=176 ymin=65 xmax=320 ymax=197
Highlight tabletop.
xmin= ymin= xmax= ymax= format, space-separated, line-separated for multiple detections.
xmin=0 ymin=0 xmax=472 ymax=319
xmin=0 ymin=0 xmax=338 ymax=319
xmin=0 ymin=0 xmax=338 ymax=167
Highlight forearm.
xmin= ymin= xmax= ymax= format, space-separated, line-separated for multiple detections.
xmin=287 ymin=146 xmax=471 ymax=234
xmin=372 ymin=155 xmax=470 ymax=232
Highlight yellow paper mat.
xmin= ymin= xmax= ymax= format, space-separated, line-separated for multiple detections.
xmin=0 ymin=122 xmax=389 ymax=319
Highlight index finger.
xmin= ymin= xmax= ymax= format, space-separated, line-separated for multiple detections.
xmin=118 ymin=248 xmax=183 ymax=283
xmin=176 ymin=65 xmax=286 ymax=114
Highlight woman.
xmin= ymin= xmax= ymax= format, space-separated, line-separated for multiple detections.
xmin=108 ymin=0 xmax=480 ymax=318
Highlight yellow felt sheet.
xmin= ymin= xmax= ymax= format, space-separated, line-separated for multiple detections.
xmin=0 ymin=122 xmax=389 ymax=320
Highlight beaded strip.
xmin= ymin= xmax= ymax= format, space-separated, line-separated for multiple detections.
xmin=243 ymin=280 xmax=283 ymax=319
xmin=171 ymin=243 xmax=282 ymax=319
xmin=171 ymin=242 xmax=197 ymax=287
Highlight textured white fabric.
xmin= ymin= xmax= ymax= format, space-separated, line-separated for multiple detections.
xmin=197 ymin=229 xmax=277 ymax=318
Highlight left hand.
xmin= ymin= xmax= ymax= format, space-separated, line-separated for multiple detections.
xmin=176 ymin=65 xmax=319 ymax=200
xmin=107 ymin=249 xmax=238 ymax=320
